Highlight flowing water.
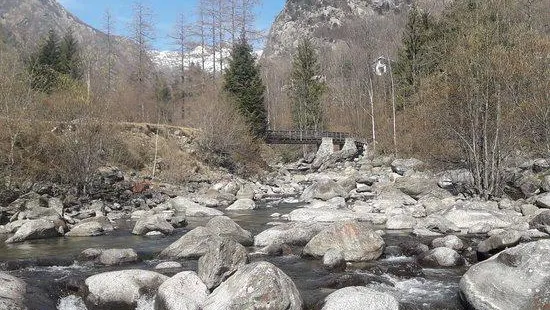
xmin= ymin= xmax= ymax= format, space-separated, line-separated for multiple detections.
xmin=0 ymin=204 xmax=468 ymax=309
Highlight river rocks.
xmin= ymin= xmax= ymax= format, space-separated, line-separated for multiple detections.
xmin=535 ymin=193 xmax=550 ymax=208
xmin=226 ymin=198 xmax=256 ymax=210
xmin=66 ymin=221 xmax=104 ymax=237
xmin=198 ymin=238 xmax=248 ymax=289
xmin=300 ymin=178 xmax=348 ymax=202
xmin=323 ymin=249 xmax=346 ymax=270
xmin=132 ymin=213 xmax=174 ymax=236
xmin=438 ymin=203 xmax=514 ymax=229
xmin=155 ymin=271 xmax=208 ymax=310
xmin=391 ymin=158 xmax=423 ymax=176
xmin=0 ymin=272 xmax=26 ymax=310
xmin=460 ymin=240 xmax=550 ymax=310
xmin=303 ymin=221 xmax=385 ymax=262
xmin=205 ymin=216 xmax=253 ymax=246
xmin=477 ymin=230 xmax=522 ymax=259
xmin=254 ymin=222 xmax=328 ymax=247
xmin=202 ymin=261 xmax=303 ymax=310
xmin=418 ymin=247 xmax=464 ymax=267
xmin=432 ymin=235 xmax=464 ymax=251
xmin=5 ymin=219 xmax=62 ymax=243
xmin=159 ymin=226 xmax=220 ymax=259
xmin=386 ymin=214 xmax=416 ymax=230
xmin=395 ymin=176 xmax=446 ymax=200
xmin=78 ymin=216 xmax=115 ymax=232
xmin=170 ymin=197 xmax=224 ymax=217
xmin=530 ymin=210 xmax=550 ymax=233
xmin=321 ymin=286 xmax=399 ymax=310
xmin=80 ymin=248 xmax=139 ymax=266
xmin=288 ymin=208 xmax=359 ymax=222
xmin=85 ymin=270 xmax=168 ymax=310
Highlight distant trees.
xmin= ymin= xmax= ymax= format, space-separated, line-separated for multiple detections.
xmin=29 ymin=29 xmax=82 ymax=93
xmin=224 ymin=37 xmax=267 ymax=138
xmin=289 ymin=38 xmax=326 ymax=132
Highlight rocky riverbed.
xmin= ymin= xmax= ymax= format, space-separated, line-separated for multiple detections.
xmin=1 ymin=150 xmax=549 ymax=309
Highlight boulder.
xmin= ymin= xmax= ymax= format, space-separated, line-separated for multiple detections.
xmin=170 ymin=197 xmax=224 ymax=217
xmin=254 ymin=222 xmax=328 ymax=247
xmin=288 ymin=208 xmax=359 ymax=222
xmin=477 ymin=230 xmax=522 ymax=259
xmin=391 ymin=158 xmax=423 ymax=176
xmin=439 ymin=204 xmax=514 ymax=229
xmin=202 ymin=261 xmax=303 ymax=310
xmin=159 ymin=227 xmax=220 ymax=259
xmin=66 ymin=221 xmax=104 ymax=237
xmin=432 ymin=235 xmax=464 ymax=251
xmin=154 ymin=271 xmax=208 ymax=310
xmin=321 ymin=286 xmax=399 ymax=310
xmin=535 ymin=193 xmax=550 ymax=209
xmin=198 ymin=238 xmax=248 ymax=289
xmin=205 ymin=216 xmax=253 ymax=246
xmin=323 ymin=249 xmax=346 ymax=270
xmin=132 ymin=214 xmax=174 ymax=236
xmin=226 ymin=198 xmax=256 ymax=211
xmin=437 ymin=169 xmax=473 ymax=193
xmin=303 ymin=221 xmax=385 ymax=262
xmin=300 ymin=178 xmax=348 ymax=202
xmin=5 ymin=219 xmax=62 ymax=243
xmin=460 ymin=240 xmax=550 ymax=310
xmin=78 ymin=216 xmax=115 ymax=231
xmin=467 ymin=223 xmax=492 ymax=234
xmin=85 ymin=270 xmax=168 ymax=310
xmin=385 ymin=214 xmax=416 ymax=230
xmin=418 ymin=247 xmax=464 ymax=267
xmin=542 ymin=175 xmax=550 ymax=192
xmin=0 ymin=272 xmax=26 ymax=310
xmin=396 ymin=176 xmax=447 ymax=200
xmin=530 ymin=210 xmax=550 ymax=233
xmin=79 ymin=248 xmax=139 ymax=266
xmin=154 ymin=261 xmax=182 ymax=270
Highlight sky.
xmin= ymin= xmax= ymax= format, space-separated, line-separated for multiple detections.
xmin=57 ymin=0 xmax=286 ymax=51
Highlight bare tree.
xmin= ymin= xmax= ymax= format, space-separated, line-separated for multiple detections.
xmin=103 ymin=9 xmax=117 ymax=94
xmin=170 ymin=12 xmax=194 ymax=121
xmin=129 ymin=1 xmax=155 ymax=120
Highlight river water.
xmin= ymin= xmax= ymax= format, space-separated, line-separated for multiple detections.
xmin=0 ymin=204 xmax=469 ymax=309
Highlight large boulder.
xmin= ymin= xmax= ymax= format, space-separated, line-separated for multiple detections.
xmin=202 ymin=261 xmax=303 ymax=310
xmin=132 ymin=214 xmax=174 ymax=236
xmin=79 ymin=248 xmax=139 ymax=266
xmin=85 ymin=270 xmax=168 ymax=310
xmin=154 ymin=271 xmax=208 ymax=310
xmin=396 ymin=176 xmax=448 ymax=200
xmin=78 ymin=216 xmax=115 ymax=231
xmin=530 ymin=210 xmax=550 ymax=233
xmin=476 ymin=230 xmax=522 ymax=259
xmin=66 ymin=221 xmax=104 ymax=237
xmin=288 ymin=208 xmax=359 ymax=222
xmin=438 ymin=203 xmax=515 ymax=229
xmin=205 ymin=216 xmax=253 ymax=246
xmin=535 ymin=193 xmax=550 ymax=209
xmin=321 ymin=286 xmax=399 ymax=310
xmin=0 ymin=272 xmax=26 ymax=310
xmin=418 ymin=247 xmax=464 ymax=267
xmin=385 ymin=214 xmax=416 ymax=230
xmin=303 ymin=221 xmax=385 ymax=262
xmin=198 ymin=238 xmax=248 ymax=290
xmin=254 ymin=222 xmax=328 ymax=247
xmin=170 ymin=197 xmax=224 ymax=217
xmin=300 ymin=178 xmax=348 ymax=202
xmin=159 ymin=227 xmax=220 ymax=259
xmin=391 ymin=158 xmax=423 ymax=176
xmin=5 ymin=219 xmax=62 ymax=243
xmin=460 ymin=240 xmax=550 ymax=310
xmin=225 ymin=198 xmax=257 ymax=211
xmin=432 ymin=235 xmax=464 ymax=251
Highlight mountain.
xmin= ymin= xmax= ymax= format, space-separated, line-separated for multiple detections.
xmin=0 ymin=0 xmax=135 ymax=72
xmin=263 ymin=0 xmax=449 ymax=60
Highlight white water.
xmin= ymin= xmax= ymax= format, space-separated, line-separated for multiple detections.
xmin=57 ymin=295 xmax=86 ymax=310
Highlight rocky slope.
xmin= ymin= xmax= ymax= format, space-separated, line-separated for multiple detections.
xmin=263 ymin=0 xmax=449 ymax=60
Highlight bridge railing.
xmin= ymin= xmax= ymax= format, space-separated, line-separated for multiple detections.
xmin=266 ymin=130 xmax=355 ymax=144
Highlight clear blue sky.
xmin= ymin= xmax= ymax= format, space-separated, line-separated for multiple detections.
xmin=57 ymin=0 xmax=285 ymax=51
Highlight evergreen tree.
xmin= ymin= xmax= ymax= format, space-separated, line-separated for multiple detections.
xmin=393 ymin=6 xmax=441 ymax=106
xmin=289 ymin=38 xmax=326 ymax=132
xmin=30 ymin=29 xmax=61 ymax=93
xmin=59 ymin=29 xmax=82 ymax=80
xmin=223 ymin=37 xmax=267 ymax=138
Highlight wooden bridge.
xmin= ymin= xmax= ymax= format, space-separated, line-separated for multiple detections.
xmin=265 ymin=130 xmax=366 ymax=146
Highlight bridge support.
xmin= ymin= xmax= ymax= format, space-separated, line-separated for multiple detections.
xmin=316 ymin=137 xmax=334 ymax=158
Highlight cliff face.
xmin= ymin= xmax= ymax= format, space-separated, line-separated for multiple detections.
xmin=263 ymin=0 xmax=447 ymax=60
xmin=0 ymin=0 xmax=135 ymax=70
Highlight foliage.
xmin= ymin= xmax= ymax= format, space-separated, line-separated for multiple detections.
xmin=289 ymin=38 xmax=326 ymax=131
xmin=224 ymin=38 xmax=267 ymax=138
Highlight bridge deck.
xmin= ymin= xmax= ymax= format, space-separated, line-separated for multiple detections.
xmin=266 ymin=130 xmax=357 ymax=145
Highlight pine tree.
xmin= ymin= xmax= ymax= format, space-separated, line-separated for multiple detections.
xmin=289 ymin=38 xmax=326 ymax=132
xmin=58 ymin=29 xmax=82 ymax=80
xmin=223 ymin=37 xmax=267 ymax=138
xmin=30 ymin=29 xmax=61 ymax=93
